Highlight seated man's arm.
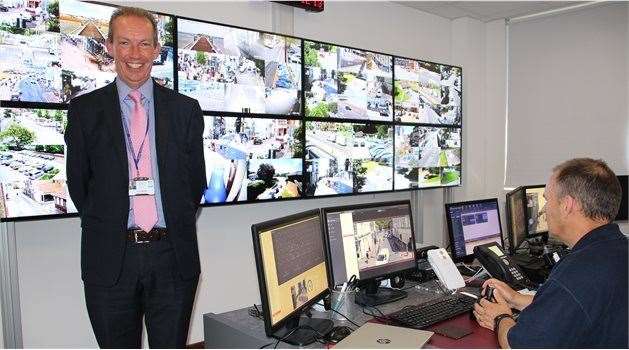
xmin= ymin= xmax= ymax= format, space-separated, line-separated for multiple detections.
xmin=483 ymin=278 xmax=533 ymax=311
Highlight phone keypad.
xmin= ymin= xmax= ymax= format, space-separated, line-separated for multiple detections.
xmin=509 ymin=266 xmax=523 ymax=280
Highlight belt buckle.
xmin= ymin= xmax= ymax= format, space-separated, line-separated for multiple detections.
xmin=134 ymin=231 xmax=150 ymax=244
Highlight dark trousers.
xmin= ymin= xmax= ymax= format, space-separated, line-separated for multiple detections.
xmin=84 ymin=238 xmax=198 ymax=348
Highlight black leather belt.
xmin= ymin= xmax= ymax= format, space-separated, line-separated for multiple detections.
xmin=127 ymin=227 xmax=167 ymax=243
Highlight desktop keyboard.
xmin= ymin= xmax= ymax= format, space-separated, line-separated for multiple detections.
xmin=387 ymin=294 xmax=476 ymax=329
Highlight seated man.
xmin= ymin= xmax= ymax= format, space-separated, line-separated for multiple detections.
xmin=474 ymin=158 xmax=628 ymax=348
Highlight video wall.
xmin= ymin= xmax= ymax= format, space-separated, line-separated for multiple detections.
xmin=0 ymin=0 xmax=463 ymax=221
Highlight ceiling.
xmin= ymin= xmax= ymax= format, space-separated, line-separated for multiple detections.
xmin=393 ymin=1 xmax=583 ymax=22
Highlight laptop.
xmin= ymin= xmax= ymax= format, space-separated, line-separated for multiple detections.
xmin=334 ymin=322 xmax=434 ymax=349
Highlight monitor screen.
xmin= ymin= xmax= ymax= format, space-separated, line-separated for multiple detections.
xmin=394 ymin=58 xmax=462 ymax=125
xmin=524 ymin=186 xmax=548 ymax=236
xmin=0 ymin=107 xmax=75 ymax=220
xmin=616 ymin=175 xmax=628 ymax=221
xmin=201 ymin=116 xmax=302 ymax=204
xmin=305 ymin=121 xmax=393 ymax=196
xmin=303 ymin=40 xmax=393 ymax=121
xmin=445 ymin=198 xmax=503 ymax=261
xmin=251 ymin=209 xmax=330 ymax=333
xmin=394 ymin=125 xmax=461 ymax=189
xmin=177 ymin=18 xmax=301 ymax=115
xmin=506 ymin=187 xmax=527 ymax=252
xmin=0 ymin=1 xmax=62 ymax=103
xmin=323 ymin=201 xmax=416 ymax=286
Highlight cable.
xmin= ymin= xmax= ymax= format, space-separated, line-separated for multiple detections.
xmin=315 ymin=302 xmax=360 ymax=328
xmin=400 ymin=280 xmax=421 ymax=291
xmin=361 ymin=305 xmax=391 ymax=324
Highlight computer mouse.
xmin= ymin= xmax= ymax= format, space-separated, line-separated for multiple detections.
xmin=326 ymin=326 xmax=352 ymax=343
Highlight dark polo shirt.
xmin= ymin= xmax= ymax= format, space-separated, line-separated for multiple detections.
xmin=508 ymin=223 xmax=628 ymax=348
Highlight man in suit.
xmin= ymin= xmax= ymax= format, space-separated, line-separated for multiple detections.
xmin=65 ymin=6 xmax=206 ymax=348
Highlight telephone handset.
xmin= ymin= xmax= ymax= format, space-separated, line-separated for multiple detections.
xmin=427 ymin=248 xmax=465 ymax=290
xmin=473 ymin=243 xmax=533 ymax=289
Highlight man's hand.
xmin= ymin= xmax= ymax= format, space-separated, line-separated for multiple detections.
xmin=482 ymin=278 xmax=532 ymax=311
xmin=473 ymin=291 xmax=512 ymax=331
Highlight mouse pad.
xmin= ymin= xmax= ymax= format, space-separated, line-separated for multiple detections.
xmin=431 ymin=324 xmax=472 ymax=339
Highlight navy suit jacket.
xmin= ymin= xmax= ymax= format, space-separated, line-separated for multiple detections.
xmin=65 ymin=80 xmax=206 ymax=286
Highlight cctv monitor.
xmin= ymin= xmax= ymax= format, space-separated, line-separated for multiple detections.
xmin=505 ymin=187 xmax=527 ymax=253
xmin=303 ymin=40 xmax=393 ymax=122
xmin=394 ymin=57 xmax=462 ymax=126
xmin=251 ymin=209 xmax=332 ymax=346
xmin=615 ymin=175 xmax=628 ymax=221
xmin=177 ymin=18 xmax=301 ymax=115
xmin=0 ymin=107 xmax=76 ymax=221
xmin=445 ymin=198 xmax=504 ymax=262
xmin=201 ymin=116 xmax=303 ymax=204
xmin=393 ymin=125 xmax=461 ymax=189
xmin=304 ymin=121 xmax=393 ymax=196
xmin=524 ymin=185 xmax=548 ymax=237
xmin=59 ymin=0 xmax=175 ymax=101
xmin=322 ymin=200 xmax=416 ymax=306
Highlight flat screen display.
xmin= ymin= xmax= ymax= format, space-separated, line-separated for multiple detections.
xmin=323 ymin=201 xmax=415 ymax=285
xmin=253 ymin=211 xmax=329 ymax=328
xmin=60 ymin=0 xmax=175 ymax=101
xmin=304 ymin=40 xmax=393 ymax=121
xmin=394 ymin=125 xmax=461 ymax=189
xmin=394 ymin=58 xmax=462 ymax=125
xmin=177 ymin=18 xmax=302 ymax=115
xmin=506 ymin=187 xmax=527 ymax=251
xmin=305 ymin=121 xmax=393 ymax=196
xmin=0 ymin=0 xmax=62 ymax=103
xmin=0 ymin=0 xmax=175 ymax=104
xmin=202 ymin=116 xmax=303 ymax=203
xmin=525 ymin=186 xmax=548 ymax=236
xmin=446 ymin=199 xmax=503 ymax=261
xmin=0 ymin=107 xmax=75 ymax=220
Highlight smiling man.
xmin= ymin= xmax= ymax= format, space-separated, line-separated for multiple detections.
xmin=474 ymin=158 xmax=628 ymax=348
xmin=65 ymin=7 xmax=206 ymax=348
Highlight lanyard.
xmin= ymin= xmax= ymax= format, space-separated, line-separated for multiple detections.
xmin=122 ymin=100 xmax=150 ymax=177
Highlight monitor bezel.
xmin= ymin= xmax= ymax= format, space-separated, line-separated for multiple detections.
xmin=522 ymin=184 xmax=548 ymax=238
xmin=445 ymin=197 xmax=505 ymax=262
xmin=320 ymin=199 xmax=417 ymax=287
xmin=615 ymin=175 xmax=628 ymax=222
xmin=505 ymin=187 xmax=527 ymax=254
xmin=250 ymin=208 xmax=331 ymax=337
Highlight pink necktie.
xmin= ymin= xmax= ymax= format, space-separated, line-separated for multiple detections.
xmin=128 ymin=90 xmax=157 ymax=233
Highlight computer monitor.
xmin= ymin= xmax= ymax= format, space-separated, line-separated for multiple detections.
xmin=322 ymin=200 xmax=417 ymax=307
xmin=505 ymin=187 xmax=527 ymax=254
xmin=615 ymin=175 xmax=628 ymax=221
xmin=251 ymin=209 xmax=333 ymax=346
xmin=445 ymin=198 xmax=504 ymax=262
xmin=524 ymin=185 xmax=548 ymax=237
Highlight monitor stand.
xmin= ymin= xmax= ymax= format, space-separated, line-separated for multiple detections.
xmin=272 ymin=314 xmax=333 ymax=346
xmin=354 ymin=280 xmax=407 ymax=307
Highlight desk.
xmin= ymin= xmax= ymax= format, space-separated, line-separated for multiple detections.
xmin=203 ymin=280 xmax=499 ymax=348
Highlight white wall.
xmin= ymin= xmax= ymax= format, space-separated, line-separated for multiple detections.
xmin=8 ymin=1 xmax=507 ymax=347
xmin=506 ymin=2 xmax=628 ymax=185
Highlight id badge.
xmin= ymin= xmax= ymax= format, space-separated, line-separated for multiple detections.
xmin=129 ymin=177 xmax=155 ymax=196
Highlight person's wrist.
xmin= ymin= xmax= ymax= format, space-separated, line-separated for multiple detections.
xmin=493 ymin=313 xmax=514 ymax=332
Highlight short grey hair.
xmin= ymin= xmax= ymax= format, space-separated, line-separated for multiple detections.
xmin=552 ymin=158 xmax=622 ymax=222
xmin=107 ymin=6 xmax=158 ymax=46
